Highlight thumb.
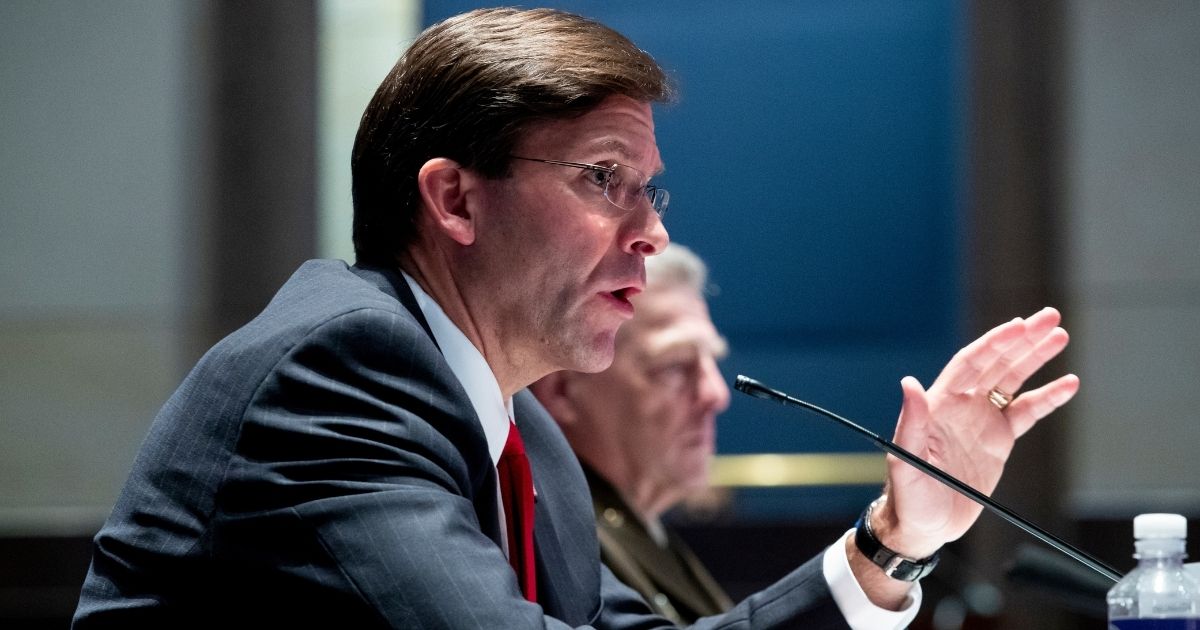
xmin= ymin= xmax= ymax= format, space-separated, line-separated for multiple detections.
xmin=893 ymin=376 xmax=931 ymax=455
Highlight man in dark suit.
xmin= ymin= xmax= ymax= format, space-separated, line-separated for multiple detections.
xmin=532 ymin=244 xmax=736 ymax=624
xmin=74 ymin=7 xmax=1081 ymax=629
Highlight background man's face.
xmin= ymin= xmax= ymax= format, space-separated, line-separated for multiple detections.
xmin=570 ymin=284 xmax=731 ymax=495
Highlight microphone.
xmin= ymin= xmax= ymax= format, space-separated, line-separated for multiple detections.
xmin=734 ymin=374 xmax=1122 ymax=584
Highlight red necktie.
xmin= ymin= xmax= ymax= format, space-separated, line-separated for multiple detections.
xmin=497 ymin=421 xmax=537 ymax=602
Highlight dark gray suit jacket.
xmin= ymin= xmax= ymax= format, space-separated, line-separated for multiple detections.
xmin=73 ymin=260 xmax=848 ymax=629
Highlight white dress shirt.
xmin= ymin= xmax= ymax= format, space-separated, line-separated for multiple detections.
xmin=403 ymin=273 xmax=514 ymax=558
xmin=402 ymin=272 xmax=919 ymax=628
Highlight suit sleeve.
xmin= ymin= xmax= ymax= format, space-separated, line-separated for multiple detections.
xmin=591 ymin=557 xmax=849 ymax=630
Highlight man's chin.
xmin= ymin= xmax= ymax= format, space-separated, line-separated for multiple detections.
xmin=561 ymin=329 xmax=617 ymax=373
xmin=573 ymin=356 xmax=614 ymax=374
xmin=674 ymin=460 xmax=713 ymax=492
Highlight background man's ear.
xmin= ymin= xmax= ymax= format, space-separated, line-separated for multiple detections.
xmin=416 ymin=157 xmax=479 ymax=246
xmin=529 ymin=372 xmax=580 ymax=426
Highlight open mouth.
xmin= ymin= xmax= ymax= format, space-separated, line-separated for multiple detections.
xmin=603 ymin=287 xmax=640 ymax=315
xmin=611 ymin=287 xmax=641 ymax=303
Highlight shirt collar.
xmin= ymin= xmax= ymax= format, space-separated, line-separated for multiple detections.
xmin=402 ymin=272 xmax=513 ymax=466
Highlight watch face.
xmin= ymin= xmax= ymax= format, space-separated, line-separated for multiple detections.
xmin=855 ymin=503 xmax=940 ymax=582
xmin=887 ymin=552 xmax=940 ymax=582
xmin=887 ymin=560 xmax=923 ymax=582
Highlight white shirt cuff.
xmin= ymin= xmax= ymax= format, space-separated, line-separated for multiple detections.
xmin=822 ymin=528 xmax=922 ymax=630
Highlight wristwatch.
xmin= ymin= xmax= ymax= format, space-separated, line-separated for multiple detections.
xmin=854 ymin=497 xmax=940 ymax=582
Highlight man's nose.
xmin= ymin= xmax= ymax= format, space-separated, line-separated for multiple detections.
xmin=624 ymin=204 xmax=669 ymax=257
xmin=696 ymin=354 xmax=730 ymax=413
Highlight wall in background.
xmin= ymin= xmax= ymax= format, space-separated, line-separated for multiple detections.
xmin=1064 ymin=1 xmax=1200 ymax=518
xmin=316 ymin=0 xmax=418 ymax=263
xmin=0 ymin=0 xmax=199 ymax=536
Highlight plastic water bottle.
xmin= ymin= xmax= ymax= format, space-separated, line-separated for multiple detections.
xmin=1108 ymin=513 xmax=1200 ymax=629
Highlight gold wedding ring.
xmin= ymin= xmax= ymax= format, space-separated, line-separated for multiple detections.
xmin=987 ymin=387 xmax=1013 ymax=411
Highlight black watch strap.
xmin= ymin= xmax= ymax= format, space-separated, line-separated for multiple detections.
xmin=854 ymin=498 xmax=940 ymax=582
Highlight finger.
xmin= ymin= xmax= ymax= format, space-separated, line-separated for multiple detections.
xmin=1020 ymin=306 xmax=1062 ymax=335
xmin=939 ymin=319 xmax=1028 ymax=394
xmin=992 ymin=327 xmax=1070 ymax=395
xmin=974 ymin=308 xmax=1063 ymax=389
xmin=888 ymin=377 xmax=956 ymax=539
xmin=891 ymin=376 xmax=931 ymax=462
xmin=1004 ymin=373 xmax=1080 ymax=437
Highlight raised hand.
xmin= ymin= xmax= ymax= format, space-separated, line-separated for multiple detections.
xmin=874 ymin=307 xmax=1080 ymax=559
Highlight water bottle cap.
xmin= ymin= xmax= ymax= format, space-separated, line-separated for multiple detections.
xmin=1134 ymin=513 xmax=1187 ymax=539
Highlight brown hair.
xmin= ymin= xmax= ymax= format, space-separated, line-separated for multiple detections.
xmin=350 ymin=7 xmax=673 ymax=265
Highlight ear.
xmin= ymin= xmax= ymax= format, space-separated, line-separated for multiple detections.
xmin=529 ymin=371 xmax=580 ymax=426
xmin=416 ymin=157 xmax=480 ymax=246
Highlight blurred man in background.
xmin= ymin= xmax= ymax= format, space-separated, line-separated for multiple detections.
xmin=532 ymin=244 xmax=733 ymax=624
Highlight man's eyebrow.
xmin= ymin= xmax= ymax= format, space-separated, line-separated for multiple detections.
xmin=594 ymin=138 xmax=631 ymax=158
xmin=590 ymin=138 xmax=638 ymax=162
xmin=713 ymin=335 xmax=730 ymax=359
xmin=589 ymin=138 xmax=665 ymax=176
xmin=643 ymin=333 xmax=728 ymax=359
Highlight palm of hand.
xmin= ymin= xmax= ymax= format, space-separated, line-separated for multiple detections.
xmin=880 ymin=307 xmax=1080 ymax=558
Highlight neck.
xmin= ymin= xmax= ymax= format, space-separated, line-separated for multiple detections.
xmin=581 ymin=451 xmax=679 ymax=523
xmin=627 ymin=475 xmax=682 ymax=523
xmin=399 ymin=248 xmax=548 ymax=397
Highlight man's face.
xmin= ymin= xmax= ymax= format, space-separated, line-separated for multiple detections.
xmin=466 ymin=95 xmax=668 ymax=376
xmin=569 ymin=284 xmax=731 ymax=495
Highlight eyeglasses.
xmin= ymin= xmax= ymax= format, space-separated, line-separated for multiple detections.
xmin=509 ymin=156 xmax=669 ymax=218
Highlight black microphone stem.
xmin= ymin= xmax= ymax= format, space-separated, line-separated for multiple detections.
xmin=734 ymin=374 xmax=1122 ymax=584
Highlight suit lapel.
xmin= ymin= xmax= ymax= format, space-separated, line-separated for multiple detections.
xmin=586 ymin=468 xmax=728 ymax=619
xmin=515 ymin=392 xmax=602 ymax=624
xmin=348 ymin=263 xmax=505 ymax=549
xmin=348 ymin=264 xmax=437 ymax=345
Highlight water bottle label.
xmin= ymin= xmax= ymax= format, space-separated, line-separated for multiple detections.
xmin=1110 ymin=620 xmax=1200 ymax=630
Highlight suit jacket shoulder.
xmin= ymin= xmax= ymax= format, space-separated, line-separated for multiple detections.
xmin=75 ymin=261 xmax=518 ymax=626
